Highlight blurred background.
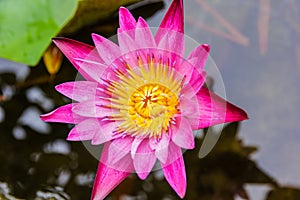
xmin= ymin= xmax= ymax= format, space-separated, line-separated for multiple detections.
xmin=0 ymin=0 xmax=300 ymax=199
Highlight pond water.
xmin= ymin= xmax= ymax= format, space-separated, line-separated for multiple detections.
xmin=177 ymin=0 xmax=300 ymax=199
xmin=0 ymin=0 xmax=300 ymax=199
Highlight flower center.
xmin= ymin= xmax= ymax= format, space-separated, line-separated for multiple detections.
xmin=106 ymin=53 xmax=183 ymax=138
xmin=127 ymin=83 xmax=179 ymax=137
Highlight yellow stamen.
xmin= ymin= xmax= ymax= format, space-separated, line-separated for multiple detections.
xmin=108 ymin=53 xmax=182 ymax=138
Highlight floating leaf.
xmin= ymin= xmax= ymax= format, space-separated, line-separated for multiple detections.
xmin=266 ymin=187 xmax=300 ymax=200
xmin=60 ymin=0 xmax=142 ymax=35
xmin=0 ymin=0 xmax=78 ymax=66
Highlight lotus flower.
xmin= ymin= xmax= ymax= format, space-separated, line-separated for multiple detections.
xmin=41 ymin=0 xmax=248 ymax=199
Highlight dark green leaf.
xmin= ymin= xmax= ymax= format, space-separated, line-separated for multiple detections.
xmin=266 ymin=187 xmax=300 ymax=200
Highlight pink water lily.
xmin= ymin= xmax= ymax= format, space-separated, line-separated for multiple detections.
xmin=41 ymin=0 xmax=248 ymax=199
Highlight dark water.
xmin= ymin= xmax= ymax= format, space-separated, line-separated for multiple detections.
xmin=1 ymin=0 xmax=300 ymax=199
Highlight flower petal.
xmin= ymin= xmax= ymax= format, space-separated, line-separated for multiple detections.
xmin=131 ymin=137 xmax=144 ymax=159
xmin=135 ymin=17 xmax=156 ymax=49
xmin=91 ymin=121 xmax=119 ymax=145
xmin=181 ymin=69 xmax=206 ymax=97
xmin=157 ymin=31 xmax=184 ymax=63
xmin=171 ymin=117 xmax=194 ymax=149
xmin=119 ymin=7 xmax=136 ymax=37
xmin=117 ymin=29 xmax=142 ymax=70
xmin=72 ymin=100 xmax=112 ymax=118
xmin=101 ymin=141 xmax=134 ymax=172
xmin=189 ymin=69 xmax=206 ymax=89
xmin=40 ymin=104 xmax=84 ymax=124
xmin=92 ymin=143 xmax=133 ymax=200
xmin=52 ymin=37 xmax=102 ymax=80
xmin=156 ymin=0 xmax=184 ymax=42
xmin=107 ymin=137 xmax=134 ymax=165
xmin=133 ymin=139 xmax=156 ymax=180
xmin=179 ymin=96 xmax=197 ymax=116
xmin=188 ymin=87 xmax=248 ymax=130
xmin=55 ymin=81 xmax=98 ymax=102
xmin=67 ymin=118 xmax=100 ymax=141
xmin=92 ymin=33 xmax=122 ymax=65
xmin=73 ymin=58 xmax=107 ymax=82
xmin=118 ymin=29 xmax=138 ymax=54
xmin=173 ymin=59 xmax=194 ymax=82
xmin=154 ymin=134 xmax=170 ymax=164
xmin=91 ymin=162 xmax=129 ymax=200
xmin=187 ymin=44 xmax=210 ymax=70
xmin=155 ymin=0 xmax=185 ymax=62
xmin=161 ymin=142 xmax=186 ymax=198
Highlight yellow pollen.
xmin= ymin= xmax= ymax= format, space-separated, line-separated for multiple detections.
xmin=108 ymin=54 xmax=182 ymax=138
xmin=128 ymin=83 xmax=179 ymax=137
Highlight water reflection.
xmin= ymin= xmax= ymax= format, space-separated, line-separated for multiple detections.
xmin=180 ymin=0 xmax=300 ymax=199
xmin=0 ymin=0 xmax=300 ymax=199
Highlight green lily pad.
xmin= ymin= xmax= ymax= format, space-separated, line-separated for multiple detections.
xmin=0 ymin=0 xmax=78 ymax=66
xmin=60 ymin=0 xmax=142 ymax=35
xmin=266 ymin=187 xmax=300 ymax=200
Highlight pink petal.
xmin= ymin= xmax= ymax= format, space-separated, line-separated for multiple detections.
xmin=135 ymin=17 xmax=156 ymax=49
xmin=188 ymin=87 xmax=248 ymax=130
xmin=187 ymin=44 xmax=210 ymax=70
xmin=52 ymin=38 xmax=102 ymax=81
xmin=92 ymin=33 xmax=121 ymax=65
xmin=157 ymin=31 xmax=184 ymax=62
xmin=189 ymin=69 xmax=206 ymax=90
xmin=181 ymin=69 xmax=206 ymax=97
xmin=67 ymin=127 xmax=93 ymax=141
xmin=171 ymin=117 xmax=195 ymax=149
xmin=153 ymin=134 xmax=170 ymax=164
xmin=55 ymin=81 xmax=98 ymax=102
xmin=155 ymin=0 xmax=185 ymax=62
xmin=131 ymin=137 xmax=144 ymax=159
xmin=180 ymin=95 xmax=200 ymax=123
xmin=91 ymin=162 xmax=129 ymax=200
xmin=174 ymin=59 xmax=195 ymax=83
xmin=101 ymin=141 xmax=134 ymax=172
xmin=92 ymin=143 xmax=133 ymax=200
xmin=119 ymin=7 xmax=136 ymax=38
xmin=92 ymin=121 xmax=119 ymax=145
xmin=189 ymin=69 xmax=206 ymax=93
xmin=161 ymin=142 xmax=186 ymax=198
xmin=73 ymin=58 xmax=107 ymax=82
xmin=118 ymin=29 xmax=137 ymax=54
xmin=67 ymin=118 xmax=100 ymax=141
xmin=133 ymin=139 xmax=156 ymax=180
xmin=156 ymin=0 xmax=184 ymax=43
xmin=107 ymin=137 xmax=134 ymax=165
xmin=40 ymin=104 xmax=84 ymax=124
xmin=179 ymin=96 xmax=197 ymax=116
xmin=117 ymin=29 xmax=139 ymax=68
xmin=72 ymin=100 xmax=112 ymax=118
